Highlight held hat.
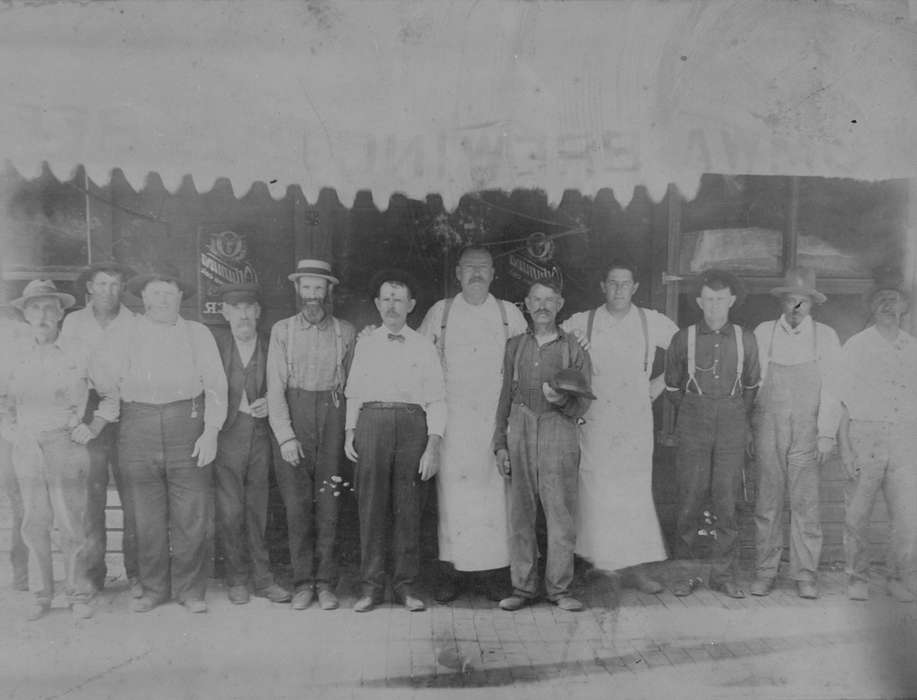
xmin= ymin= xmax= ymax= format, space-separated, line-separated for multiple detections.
xmin=126 ymin=263 xmax=195 ymax=299
xmin=218 ymin=282 xmax=261 ymax=305
xmin=288 ymin=259 xmax=339 ymax=286
xmin=549 ymin=368 xmax=596 ymax=400
xmin=695 ymin=268 xmax=745 ymax=306
xmin=11 ymin=279 xmax=76 ymax=311
xmin=770 ymin=266 xmax=827 ymax=305
xmin=75 ymin=260 xmax=136 ymax=292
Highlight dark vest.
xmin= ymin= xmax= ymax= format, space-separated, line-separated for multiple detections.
xmin=214 ymin=328 xmax=267 ymax=431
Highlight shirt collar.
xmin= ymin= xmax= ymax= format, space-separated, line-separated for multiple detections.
xmin=297 ymin=312 xmax=332 ymax=330
xmin=697 ymin=320 xmax=732 ymax=335
xmin=777 ymin=314 xmax=812 ymax=336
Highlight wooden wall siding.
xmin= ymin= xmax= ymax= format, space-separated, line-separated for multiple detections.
xmin=0 ymin=167 xmax=903 ymax=571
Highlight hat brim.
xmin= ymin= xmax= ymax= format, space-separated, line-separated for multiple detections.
xmin=770 ymin=286 xmax=827 ymax=305
xmin=549 ymin=380 xmax=596 ymax=400
xmin=11 ymin=291 xmax=76 ymax=311
xmin=75 ymin=263 xmax=136 ymax=291
xmin=288 ymin=272 xmax=339 ymax=286
xmin=126 ymin=274 xmax=196 ymax=299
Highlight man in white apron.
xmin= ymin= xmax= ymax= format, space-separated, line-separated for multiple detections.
xmin=750 ymin=267 xmax=841 ymax=600
xmin=562 ymin=259 xmax=678 ymax=593
xmin=420 ymin=247 xmax=527 ymax=602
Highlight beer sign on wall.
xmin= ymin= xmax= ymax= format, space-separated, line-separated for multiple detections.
xmin=198 ymin=225 xmax=259 ymax=323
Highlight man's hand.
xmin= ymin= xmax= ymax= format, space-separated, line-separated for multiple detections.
xmin=816 ymin=436 xmax=836 ymax=466
xmin=542 ymin=382 xmax=565 ymax=405
xmin=570 ymin=328 xmax=591 ymax=352
xmin=70 ymin=423 xmax=96 ymax=445
xmin=249 ymin=397 xmax=269 ymax=419
xmin=191 ymin=428 xmax=218 ymax=468
xmin=280 ymin=438 xmax=304 ymax=466
xmin=344 ymin=429 xmax=359 ymax=462
xmin=418 ymin=435 xmax=442 ymax=481
xmin=495 ymin=448 xmax=511 ymax=478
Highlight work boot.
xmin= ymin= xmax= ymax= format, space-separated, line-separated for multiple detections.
xmin=628 ymin=568 xmax=663 ymax=594
xmin=847 ymin=578 xmax=869 ymax=601
xmin=128 ymin=577 xmax=144 ymax=599
xmin=498 ymin=595 xmax=530 ymax=611
xmin=317 ymin=588 xmax=339 ymax=610
xmin=750 ymin=577 xmax=775 ymax=596
xmin=796 ymin=580 xmax=818 ymax=599
xmin=551 ymin=596 xmax=585 ymax=612
xmin=291 ymin=588 xmax=314 ymax=610
xmin=887 ymin=578 xmax=915 ymax=603
xmin=71 ymin=601 xmax=93 ymax=619
xmin=181 ymin=599 xmax=208 ymax=614
xmin=254 ymin=583 xmax=292 ymax=604
xmin=710 ymin=579 xmax=745 ymax=599
xmin=227 ymin=585 xmax=250 ymax=605
xmin=26 ymin=600 xmax=50 ymax=622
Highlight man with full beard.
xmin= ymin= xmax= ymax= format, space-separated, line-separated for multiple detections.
xmin=267 ymin=259 xmax=355 ymax=611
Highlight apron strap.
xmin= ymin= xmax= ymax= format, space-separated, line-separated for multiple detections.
xmin=637 ymin=306 xmax=650 ymax=374
xmin=436 ymin=296 xmax=455 ymax=364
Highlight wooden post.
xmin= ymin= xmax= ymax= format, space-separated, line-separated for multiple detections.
xmin=660 ymin=183 xmax=682 ymax=445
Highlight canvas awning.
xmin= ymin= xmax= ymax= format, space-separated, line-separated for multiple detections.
xmin=0 ymin=0 xmax=914 ymax=207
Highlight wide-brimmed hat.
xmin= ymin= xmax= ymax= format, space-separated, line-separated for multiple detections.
xmin=770 ymin=266 xmax=827 ymax=305
xmin=695 ymin=268 xmax=746 ymax=306
xmin=11 ymin=279 xmax=76 ymax=311
xmin=288 ymin=259 xmax=339 ymax=286
xmin=218 ymin=282 xmax=261 ymax=305
xmin=75 ymin=261 xmax=136 ymax=292
xmin=126 ymin=263 xmax=195 ymax=299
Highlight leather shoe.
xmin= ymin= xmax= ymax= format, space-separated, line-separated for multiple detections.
xmin=317 ymin=588 xmax=339 ymax=610
xmin=396 ymin=592 xmax=426 ymax=612
xmin=353 ymin=595 xmax=379 ymax=613
xmin=710 ymin=580 xmax=745 ymax=599
xmin=129 ymin=577 xmax=144 ymax=599
xmin=887 ymin=578 xmax=915 ymax=603
xmin=498 ymin=595 xmax=529 ymax=611
xmin=181 ymin=599 xmax=208 ymax=614
xmin=749 ymin=577 xmax=775 ymax=596
xmin=132 ymin=596 xmax=158 ymax=613
xmin=848 ymin=579 xmax=869 ymax=601
xmin=796 ymin=580 xmax=818 ymax=600
xmin=26 ymin=601 xmax=50 ymax=621
xmin=434 ymin=579 xmax=460 ymax=604
xmin=672 ymin=577 xmax=701 ymax=597
xmin=255 ymin=583 xmax=292 ymax=604
xmin=551 ymin=596 xmax=584 ymax=612
xmin=13 ymin=576 xmax=29 ymax=592
xmin=630 ymin=570 xmax=663 ymax=594
xmin=71 ymin=601 xmax=93 ymax=619
xmin=291 ymin=588 xmax=314 ymax=610
xmin=227 ymin=585 xmax=250 ymax=605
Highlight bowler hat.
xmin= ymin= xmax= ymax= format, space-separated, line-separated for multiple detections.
xmin=549 ymin=368 xmax=596 ymax=400
xmin=288 ymin=259 xmax=339 ymax=286
xmin=75 ymin=261 xmax=135 ymax=292
xmin=11 ymin=279 xmax=76 ymax=311
xmin=126 ymin=263 xmax=195 ymax=299
xmin=770 ymin=266 xmax=827 ymax=305
xmin=219 ymin=282 xmax=261 ymax=305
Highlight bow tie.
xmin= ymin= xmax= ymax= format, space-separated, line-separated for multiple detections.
xmin=387 ymin=333 xmax=405 ymax=343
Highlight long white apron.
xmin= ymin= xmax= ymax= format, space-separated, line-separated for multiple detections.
xmin=436 ymin=296 xmax=513 ymax=571
xmin=575 ymin=308 xmax=667 ymax=570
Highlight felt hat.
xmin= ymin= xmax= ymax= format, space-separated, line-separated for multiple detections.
xmin=549 ymin=368 xmax=596 ymax=400
xmin=10 ymin=279 xmax=76 ymax=311
xmin=770 ymin=266 xmax=827 ymax=305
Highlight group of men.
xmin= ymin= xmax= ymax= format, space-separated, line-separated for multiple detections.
xmin=1 ymin=247 xmax=915 ymax=621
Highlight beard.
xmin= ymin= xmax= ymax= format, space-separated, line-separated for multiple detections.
xmin=301 ymin=298 xmax=327 ymax=324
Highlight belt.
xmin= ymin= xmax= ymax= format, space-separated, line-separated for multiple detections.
xmin=361 ymin=401 xmax=422 ymax=411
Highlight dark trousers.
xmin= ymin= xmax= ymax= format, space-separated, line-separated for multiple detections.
xmin=0 ymin=438 xmax=27 ymax=589
xmin=674 ymin=393 xmax=745 ymax=583
xmin=14 ymin=429 xmax=94 ymax=605
xmin=274 ymin=389 xmax=344 ymax=591
xmin=119 ymin=398 xmax=213 ymax=603
xmin=215 ymin=414 xmax=273 ymax=590
xmin=354 ymin=404 xmax=427 ymax=599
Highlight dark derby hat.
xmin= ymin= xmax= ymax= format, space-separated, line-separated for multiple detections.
xmin=218 ymin=282 xmax=261 ymax=305
xmin=549 ymin=368 xmax=596 ymax=400
xmin=126 ymin=263 xmax=195 ymax=299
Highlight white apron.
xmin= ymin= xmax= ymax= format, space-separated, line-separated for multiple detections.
xmin=435 ymin=296 xmax=515 ymax=571
xmin=575 ymin=306 xmax=667 ymax=571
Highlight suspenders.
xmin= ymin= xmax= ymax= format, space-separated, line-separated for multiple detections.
xmin=686 ymin=323 xmax=744 ymax=397
xmin=586 ymin=305 xmax=651 ymax=373
xmin=437 ymin=295 xmax=510 ymax=368
xmin=286 ymin=315 xmax=345 ymax=404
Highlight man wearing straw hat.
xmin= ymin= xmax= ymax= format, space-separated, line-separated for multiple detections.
xmin=60 ymin=260 xmax=139 ymax=597
xmin=267 ymin=259 xmax=355 ymax=611
xmin=0 ymin=280 xmax=119 ymax=620
xmin=116 ymin=265 xmax=227 ymax=614
xmin=837 ymin=269 xmax=917 ymax=602
xmin=664 ymin=269 xmax=760 ymax=599
xmin=750 ymin=267 xmax=841 ymax=600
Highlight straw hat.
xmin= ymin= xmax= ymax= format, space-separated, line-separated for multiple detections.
xmin=288 ymin=259 xmax=339 ymax=286
xmin=10 ymin=279 xmax=76 ymax=311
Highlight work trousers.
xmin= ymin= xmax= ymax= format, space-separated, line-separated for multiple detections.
xmin=845 ymin=420 xmax=917 ymax=584
xmin=674 ymin=393 xmax=745 ymax=584
xmin=274 ymin=388 xmax=343 ymax=591
xmin=507 ymin=403 xmax=580 ymax=601
xmin=753 ymin=361 xmax=822 ymax=582
xmin=354 ymin=404 xmax=427 ymax=599
xmin=13 ymin=429 xmax=93 ymax=605
xmin=0 ymin=437 xmax=27 ymax=589
xmin=119 ymin=398 xmax=213 ymax=604
xmin=215 ymin=414 xmax=273 ymax=590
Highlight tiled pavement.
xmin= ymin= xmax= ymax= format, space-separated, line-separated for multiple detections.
xmin=3 ymin=557 xmax=917 ymax=699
